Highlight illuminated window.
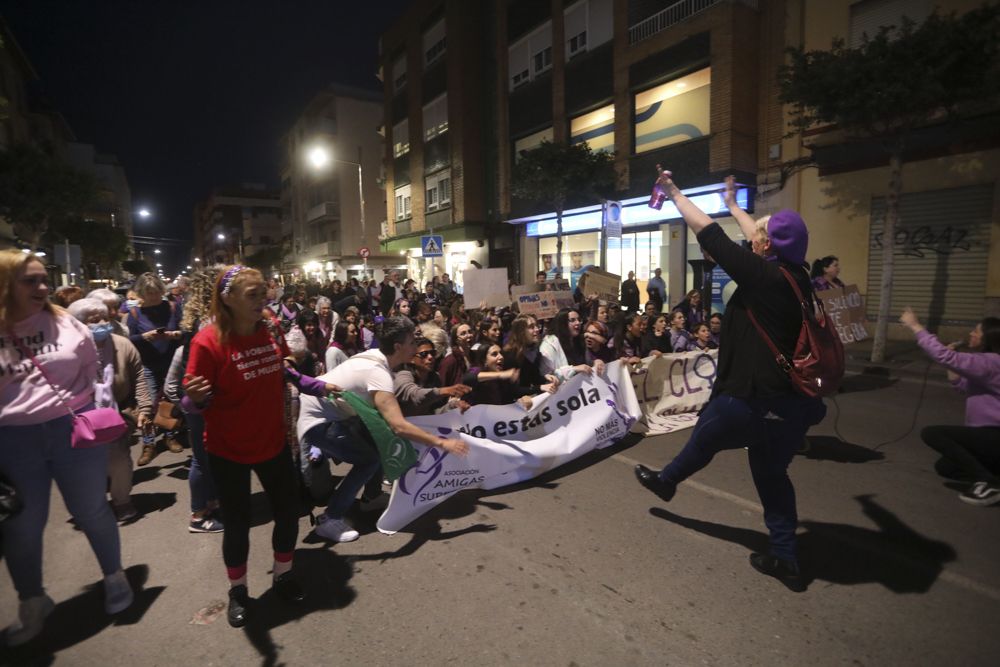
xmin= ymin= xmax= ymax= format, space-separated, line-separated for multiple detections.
xmin=423 ymin=94 xmax=448 ymax=141
xmin=395 ymin=184 xmax=412 ymax=220
xmin=514 ymin=127 xmax=554 ymax=161
xmin=570 ymin=103 xmax=614 ymax=153
xmin=393 ymin=119 xmax=410 ymax=157
xmin=634 ymin=67 xmax=711 ymax=153
xmin=426 ymin=170 xmax=451 ymax=211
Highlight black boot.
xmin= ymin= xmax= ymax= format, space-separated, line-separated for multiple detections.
xmin=228 ymin=585 xmax=250 ymax=627
xmin=634 ymin=465 xmax=676 ymax=502
xmin=749 ymin=553 xmax=807 ymax=593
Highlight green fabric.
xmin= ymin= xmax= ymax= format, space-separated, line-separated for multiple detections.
xmin=339 ymin=391 xmax=418 ymax=482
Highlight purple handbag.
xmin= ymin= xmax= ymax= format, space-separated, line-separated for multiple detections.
xmin=18 ymin=341 xmax=128 ymax=448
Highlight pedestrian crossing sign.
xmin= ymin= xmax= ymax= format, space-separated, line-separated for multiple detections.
xmin=421 ymin=235 xmax=443 ymax=257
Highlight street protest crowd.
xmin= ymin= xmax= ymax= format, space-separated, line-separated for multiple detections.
xmin=1 ymin=173 xmax=998 ymax=640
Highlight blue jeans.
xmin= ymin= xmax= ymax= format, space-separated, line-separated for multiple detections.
xmin=302 ymin=418 xmax=381 ymax=519
xmin=0 ymin=414 xmax=123 ymax=599
xmin=184 ymin=411 xmax=217 ymax=513
xmin=660 ymin=394 xmax=826 ymax=563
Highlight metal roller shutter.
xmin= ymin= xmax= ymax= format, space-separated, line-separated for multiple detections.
xmin=865 ymin=184 xmax=994 ymax=326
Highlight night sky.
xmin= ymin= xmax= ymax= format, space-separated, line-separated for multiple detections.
xmin=1 ymin=0 xmax=410 ymax=275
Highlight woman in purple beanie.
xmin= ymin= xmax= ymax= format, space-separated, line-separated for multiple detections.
xmin=634 ymin=173 xmax=826 ymax=592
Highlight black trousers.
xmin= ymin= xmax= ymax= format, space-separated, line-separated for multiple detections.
xmin=921 ymin=425 xmax=1000 ymax=486
xmin=208 ymin=447 xmax=299 ymax=568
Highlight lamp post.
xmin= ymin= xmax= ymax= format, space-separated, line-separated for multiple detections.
xmin=217 ymin=232 xmax=243 ymax=263
xmin=306 ymin=144 xmax=367 ymax=276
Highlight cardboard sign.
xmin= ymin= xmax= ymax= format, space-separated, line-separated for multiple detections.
xmin=820 ymin=285 xmax=869 ymax=344
xmin=462 ymin=267 xmax=510 ymax=309
xmin=516 ymin=290 xmax=575 ymax=319
xmin=581 ymin=268 xmax=621 ymax=302
xmin=512 ymin=279 xmax=571 ymax=297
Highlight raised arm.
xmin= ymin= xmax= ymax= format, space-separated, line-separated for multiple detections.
xmin=723 ymin=174 xmax=758 ymax=241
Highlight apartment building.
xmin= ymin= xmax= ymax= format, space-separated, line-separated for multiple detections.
xmin=381 ymin=0 xmax=763 ymax=302
xmin=280 ymin=85 xmax=387 ymax=283
xmin=193 ymin=185 xmax=283 ymax=268
xmin=773 ymin=0 xmax=1000 ymax=336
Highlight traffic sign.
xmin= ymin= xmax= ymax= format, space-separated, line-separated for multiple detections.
xmin=358 ymin=247 xmax=371 ymax=258
xmin=421 ymin=235 xmax=443 ymax=257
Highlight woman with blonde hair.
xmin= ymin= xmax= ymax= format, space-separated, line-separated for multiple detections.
xmin=181 ymin=266 xmax=337 ymax=627
xmin=165 ymin=266 xmax=224 ymax=533
xmin=0 ymin=250 xmax=133 ymax=645
xmin=126 ymin=272 xmax=183 ymax=465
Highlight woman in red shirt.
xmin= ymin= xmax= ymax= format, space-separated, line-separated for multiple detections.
xmin=183 ymin=266 xmax=335 ymax=628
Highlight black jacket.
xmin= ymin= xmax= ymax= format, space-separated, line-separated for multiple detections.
xmin=697 ymin=223 xmax=811 ymax=399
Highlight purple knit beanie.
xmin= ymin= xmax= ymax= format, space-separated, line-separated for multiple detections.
xmin=767 ymin=209 xmax=808 ymax=265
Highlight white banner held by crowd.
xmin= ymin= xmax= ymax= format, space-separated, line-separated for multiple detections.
xmin=377 ymin=361 xmax=639 ymax=534
xmin=628 ymin=350 xmax=717 ymax=435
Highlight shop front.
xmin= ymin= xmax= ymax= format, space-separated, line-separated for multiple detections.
xmin=511 ymin=183 xmax=751 ymax=307
xmin=383 ymin=225 xmax=489 ymax=295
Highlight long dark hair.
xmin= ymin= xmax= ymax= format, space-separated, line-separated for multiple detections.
xmin=811 ymin=255 xmax=838 ymax=279
xmin=614 ymin=313 xmax=643 ymax=356
xmin=553 ymin=308 xmax=585 ymax=365
xmin=504 ymin=314 xmax=538 ymax=365
xmin=981 ymin=317 xmax=1000 ymax=354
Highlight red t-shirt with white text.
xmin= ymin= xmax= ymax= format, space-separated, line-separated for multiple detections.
xmin=185 ymin=324 xmax=290 ymax=464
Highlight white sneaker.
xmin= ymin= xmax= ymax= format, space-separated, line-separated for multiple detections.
xmin=104 ymin=570 xmax=134 ymax=615
xmin=5 ymin=594 xmax=54 ymax=646
xmin=314 ymin=514 xmax=359 ymax=542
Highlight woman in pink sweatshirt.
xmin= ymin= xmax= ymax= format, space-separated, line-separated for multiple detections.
xmin=901 ymin=307 xmax=1000 ymax=506
xmin=0 ymin=251 xmax=133 ymax=646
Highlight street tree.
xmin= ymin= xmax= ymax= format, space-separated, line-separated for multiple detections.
xmin=47 ymin=216 xmax=131 ymax=279
xmin=511 ymin=140 xmax=617 ymax=272
xmin=779 ymin=4 xmax=1000 ymax=362
xmin=245 ymin=244 xmax=286 ymax=275
xmin=122 ymin=259 xmax=152 ymax=277
xmin=0 ymin=143 xmax=101 ymax=251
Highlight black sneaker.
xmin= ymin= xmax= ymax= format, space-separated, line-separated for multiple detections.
xmin=634 ymin=465 xmax=676 ymax=502
xmin=749 ymin=553 xmax=807 ymax=593
xmin=959 ymin=481 xmax=1000 ymax=506
xmin=227 ymin=585 xmax=250 ymax=628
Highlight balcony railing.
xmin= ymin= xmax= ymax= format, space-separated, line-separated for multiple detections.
xmin=628 ymin=0 xmax=758 ymax=45
xmin=306 ymin=201 xmax=339 ymax=223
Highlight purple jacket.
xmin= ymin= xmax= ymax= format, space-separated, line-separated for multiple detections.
xmin=916 ymin=330 xmax=1000 ymax=427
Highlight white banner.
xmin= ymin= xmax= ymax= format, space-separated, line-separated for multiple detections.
xmin=377 ymin=361 xmax=639 ymax=534
xmin=628 ymin=350 xmax=718 ymax=435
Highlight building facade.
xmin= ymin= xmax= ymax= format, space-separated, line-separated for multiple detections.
xmin=193 ymin=185 xmax=283 ymax=269
xmin=379 ymin=1 xmax=510 ymax=294
xmin=280 ymin=85 xmax=388 ymax=283
xmin=771 ymin=0 xmax=1000 ymax=340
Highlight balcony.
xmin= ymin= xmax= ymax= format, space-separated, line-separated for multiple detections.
xmin=306 ymin=201 xmax=339 ymax=223
xmin=628 ymin=0 xmax=758 ymax=45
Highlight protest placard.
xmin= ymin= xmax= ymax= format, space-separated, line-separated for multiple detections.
xmin=819 ymin=285 xmax=869 ymax=344
xmin=516 ymin=290 xmax=575 ymax=320
xmin=462 ymin=267 xmax=510 ymax=309
xmin=581 ymin=268 xmax=621 ymax=302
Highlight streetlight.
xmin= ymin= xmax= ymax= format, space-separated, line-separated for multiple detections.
xmin=137 ymin=208 xmax=151 ymax=219
xmin=154 ymin=248 xmax=161 ymax=254
xmin=306 ymin=143 xmax=367 ymax=273
xmin=217 ymin=232 xmax=243 ymax=262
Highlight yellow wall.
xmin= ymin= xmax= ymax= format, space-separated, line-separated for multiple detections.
xmin=792 ymin=150 xmax=1000 ymax=299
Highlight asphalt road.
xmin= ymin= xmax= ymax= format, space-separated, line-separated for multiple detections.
xmin=2 ymin=368 xmax=999 ymax=666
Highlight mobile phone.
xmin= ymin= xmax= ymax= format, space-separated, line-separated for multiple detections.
xmin=156 ymin=327 xmax=166 ymax=334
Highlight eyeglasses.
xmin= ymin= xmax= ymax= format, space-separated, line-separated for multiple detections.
xmin=416 ymin=350 xmax=436 ymax=358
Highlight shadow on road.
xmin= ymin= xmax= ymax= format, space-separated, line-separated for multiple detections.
xmin=839 ymin=368 xmax=899 ymax=393
xmin=129 ymin=492 xmax=177 ymax=516
xmin=239 ymin=547 xmax=355 ymax=667
xmin=649 ymin=494 xmax=956 ymax=593
xmin=0 ymin=565 xmax=163 ymax=666
xmin=799 ymin=436 xmax=886 ymax=464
